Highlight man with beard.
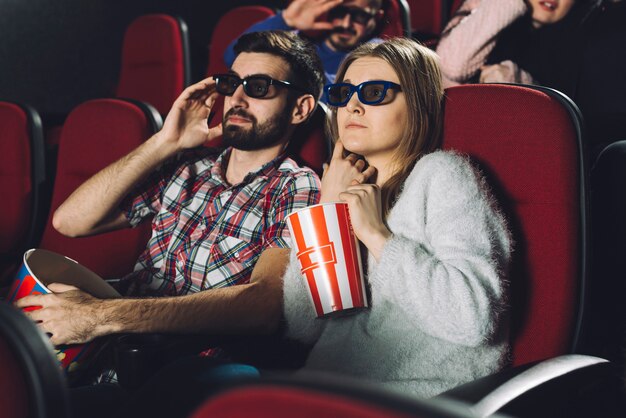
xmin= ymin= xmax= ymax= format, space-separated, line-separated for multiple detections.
xmin=224 ymin=0 xmax=383 ymax=85
xmin=17 ymin=31 xmax=324 ymax=368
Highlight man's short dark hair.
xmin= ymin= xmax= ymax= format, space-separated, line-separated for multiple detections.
xmin=233 ymin=31 xmax=324 ymax=102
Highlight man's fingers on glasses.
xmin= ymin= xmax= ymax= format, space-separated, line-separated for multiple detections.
xmin=204 ymin=93 xmax=218 ymax=108
xmin=311 ymin=22 xmax=335 ymax=30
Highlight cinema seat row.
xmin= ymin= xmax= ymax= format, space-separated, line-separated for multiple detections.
xmin=1 ymin=1 xmax=624 ymax=416
xmin=2 ymin=82 xmax=624 ymax=416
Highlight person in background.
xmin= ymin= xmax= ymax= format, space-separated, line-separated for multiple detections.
xmin=436 ymin=0 xmax=626 ymax=158
xmin=282 ymin=37 xmax=512 ymax=397
xmin=224 ymin=0 xmax=384 ymax=85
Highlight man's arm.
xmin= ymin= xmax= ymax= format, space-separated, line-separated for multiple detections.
xmin=16 ymin=248 xmax=289 ymax=346
xmin=53 ymin=78 xmax=223 ymax=238
xmin=52 ymin=134 xmax=177 ymax=237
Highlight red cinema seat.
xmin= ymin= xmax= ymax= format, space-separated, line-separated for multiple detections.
xmin=0 ymin=102 xmax=47 ymax=282
xmin=116 ymin=14 xmax=191 ymax=116
xmin=442 ymin=84 xmax=588 ymax=367
xmin=38 ymin=99 xmax=162 ymax=279
xmin=450 ymin=0 xmax=464 ymax=16
xmin=288 ymin=105 xmax=332 ymax=176
xmin=190 ymin=373 xmax=510 ymax=418
xmin=378 ymin=0 xmax=411 ymax=38
xmin=406 ymin=0 xmax=448 ymax=38
xmin=433 ymin=84 xmax=616 ymax=418
xmin=207 ymin=6 xmax=275 ymax=77
xmin=0 ymin=301 xmax=69 ymax=418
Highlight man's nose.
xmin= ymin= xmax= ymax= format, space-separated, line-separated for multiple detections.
xmin=338 ymin=13 xmax=352 ymax=28
xmin=228 ymin=84 xmax=248 ymax=108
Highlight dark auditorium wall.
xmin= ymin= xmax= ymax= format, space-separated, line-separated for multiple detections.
xmin=0 ymin=0 xmax=284 ymax=118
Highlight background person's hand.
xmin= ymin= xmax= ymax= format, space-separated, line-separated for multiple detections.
xmin=282 ymin=0 xmax=343 ymax=31
xmin=339 ymin=183 xmax=391 ymax=260
xmin=320 ymin=140 xmax=376 ymax=204
xmin=479 ymin=60 xmax=535 ymax=84
xmin=15 ymin=283 xmax=106 ymax=346
xmin=157 ymin=77 xmax=223 ymax=152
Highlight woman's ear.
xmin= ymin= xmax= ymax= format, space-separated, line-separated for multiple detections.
xmin=291 ymin=94 xmax=316 ymax=125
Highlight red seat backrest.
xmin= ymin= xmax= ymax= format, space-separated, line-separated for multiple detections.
xmin=0 ymin=302 xmax=69 ymax=418
xmin=442 ymin=84 xmax=587 ymax=366
xmin=0 ymin=326 xmax=29 ymax=418
xmin=206 ymin=6 xmax=276 ymax=77
xmin=39 ymin=99 xmax=162 ymax=279
xmin=191 ymin=383 xmax=475 ymax=418
xmin=288 ymin=105 xmax=332 ymax=176
xmin=0 ymin=103 xmax=35 ymax=254
xmin=0 ymin=102 xmax=46 ymax=260
xmin=450 ymin=0 xmax=464 ymax=16
xmin=406 ymin=0 xmax=446 ymax=35
xmin=378 ymin=0 xmax=411 ymax=38
xmin=116 ymin=14 xmax=190 ymax=115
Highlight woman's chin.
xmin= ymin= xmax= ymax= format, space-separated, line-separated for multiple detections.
xmin=340 ymin=139 xmax=365 ymax=155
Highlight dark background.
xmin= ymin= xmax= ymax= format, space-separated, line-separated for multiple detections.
xmin=0 ymin=0 xmax=284 ymax=117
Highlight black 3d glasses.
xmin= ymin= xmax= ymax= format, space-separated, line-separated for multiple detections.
xmin=325 ymin=80 xmax=402 ymax=107
xmin=328 ymin=6 xmax=377 ymax=25
xmin=213 ymin=74 xmax=306 ymax=99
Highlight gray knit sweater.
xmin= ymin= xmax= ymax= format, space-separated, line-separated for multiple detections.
xmin=282 ymin=151 xmax=512 ymax=398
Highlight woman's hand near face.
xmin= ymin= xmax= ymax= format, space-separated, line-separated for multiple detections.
xmin=339 ymin=184 xmax=392 ymax=261
xmin=320 ymin=140 xmax=376 ymax=204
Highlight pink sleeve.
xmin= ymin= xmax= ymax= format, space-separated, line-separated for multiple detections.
xmin=436 ymin=0 xmax=528 ymax=87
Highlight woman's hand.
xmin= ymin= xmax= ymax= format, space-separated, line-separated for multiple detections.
xmin=339 ymin=184 xmax=391 ymax=261
xmin=320 ymin=140 xmax=376 ymax=204
xmin=479 ymin=60 xmax=534 ymax=84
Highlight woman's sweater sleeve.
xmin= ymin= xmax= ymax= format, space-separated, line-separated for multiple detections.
xmin=368 ymin=153 xmax=512 ymax=347
xmin=282 ymin=250 xmax=325 ymax=345
xmin=436 ymin=0 xmax=527 ymax=86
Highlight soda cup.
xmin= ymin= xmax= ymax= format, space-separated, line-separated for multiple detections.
xmin=286 ymin=202 xmax=367 ymax=317
xmin=7 ymin=249 xmax=119 ymax=373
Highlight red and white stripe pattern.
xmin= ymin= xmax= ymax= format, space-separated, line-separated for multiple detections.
xmin=287 ymin=203 xmax=367 ymax=317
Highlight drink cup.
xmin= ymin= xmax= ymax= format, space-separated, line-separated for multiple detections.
xmin=286 ymin=202 xmax=367 ymax=317
xmin=7 ymin=249 xmax=120 ymax=374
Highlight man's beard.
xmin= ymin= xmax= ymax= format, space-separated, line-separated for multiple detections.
xmin=327 ymin=27 xmax=359 ymax=51
xmin=222 ymin=107 xmax=291 ymax=151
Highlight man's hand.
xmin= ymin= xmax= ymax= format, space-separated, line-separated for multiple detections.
xmin=157 ymin=77 xmax=224 ymax=151
xmin=282 ymin=0 xmax=344 ymax=31
xmin=15 ymin=283 xmax=108 ymax=346
xmin=320 ymin=140 xmax=376 ymax=204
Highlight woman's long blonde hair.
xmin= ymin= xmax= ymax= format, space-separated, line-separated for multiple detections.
xmin=327 ymin=38 xmax=445 ymax=217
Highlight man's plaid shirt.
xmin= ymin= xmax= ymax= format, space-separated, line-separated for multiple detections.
xmin=119 ymin=146 xmax=320 ymax=296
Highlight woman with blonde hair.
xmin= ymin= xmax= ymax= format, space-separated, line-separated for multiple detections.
xmin=282 ymin=37 xmax=513 ymax=397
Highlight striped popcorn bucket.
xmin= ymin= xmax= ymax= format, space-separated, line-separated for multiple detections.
xmin=7 ymin=249 xmax=119 ymax=374
xmin=287 ymin=202 xmax=368 ymax=317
